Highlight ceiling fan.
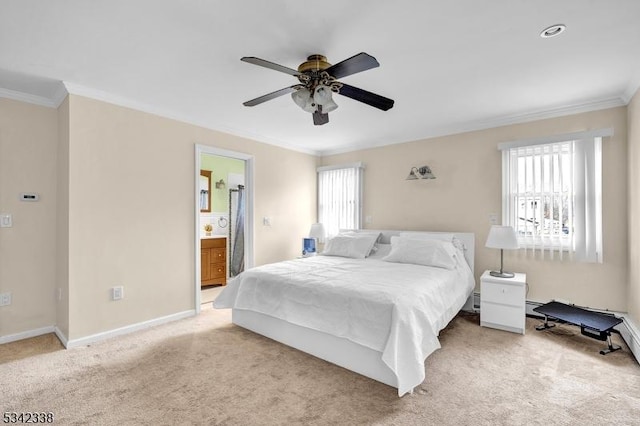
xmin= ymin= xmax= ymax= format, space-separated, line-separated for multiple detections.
xmin=241 ymin=52 xmax=394 ymax=125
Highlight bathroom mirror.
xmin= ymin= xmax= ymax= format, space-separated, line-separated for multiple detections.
xmin=200 ymin=170 xmax=212 ymax=212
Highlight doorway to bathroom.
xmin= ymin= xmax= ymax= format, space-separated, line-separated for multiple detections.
xmin=195 ymin=145 xmax=254 ymax=312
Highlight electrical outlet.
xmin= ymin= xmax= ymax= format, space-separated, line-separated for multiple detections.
xmin=112 ymin=286 xmax=124 ymax=301
xmin=365 ymin=215 xmax=373 ymax=224
xmin=0 ymin=214 xmax=12 ymax=228
xmin=262 ymin=217 xmax=271 ymax=226
xmin=489 ymin=214 xmax=498 ymax=225
xmin=0 ymin=292 xmax=12 ymax=307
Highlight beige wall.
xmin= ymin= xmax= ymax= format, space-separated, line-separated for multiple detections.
xmin=1 ymin=94 xmax=317 ymax=342
xmin=0 ymin=98 xmax=58 ymax=336
xmin=56 ymin=97 xmax=70 ymax=338
xmin=628 ymin=89 xmax=640 ymax=321
xmin=2 ymin=91 xmax=635 ymax=342
xmin=322 ymin=107 xmax=629 ymax=312
xmin=64 ymin=95 xmax=317 ymax=340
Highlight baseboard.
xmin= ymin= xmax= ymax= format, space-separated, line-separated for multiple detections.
xmin=0 ymin=325 xmax=56 ymax=345
xmin=54 ymin=326 xmax=69 ymax=348
xmin=64 ymin=310 xmax=196 ymax=349
xmin=471 ymin=291 xmax=640 ymax=365
xmin=618 ymin=315 xmax=640 ymax=365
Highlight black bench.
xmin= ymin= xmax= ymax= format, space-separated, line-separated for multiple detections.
xmin=533 ymin=301 xmax=623 ymax=355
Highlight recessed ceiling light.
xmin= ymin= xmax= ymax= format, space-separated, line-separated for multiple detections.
xmin=540 ymin=24 xmax=566 ymax=38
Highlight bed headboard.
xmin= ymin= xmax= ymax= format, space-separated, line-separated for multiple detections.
xmin=347 ymin=229 xmax=475 ymax=273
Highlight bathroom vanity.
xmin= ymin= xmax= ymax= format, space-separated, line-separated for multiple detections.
xmin=201 ymin=236 xmax=227 ymax=287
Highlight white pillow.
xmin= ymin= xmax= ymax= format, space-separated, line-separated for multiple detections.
xmin=322 ymin=233 xmax=379 ymax=259
xmin=367 ymin=243 xmax=392 ymax=259
xmin=339 ymin=230 xmax=383 ymax=243
xmin=382 ymin=236 xmax=457 ymax=269
xmin=338 ymin=230 xmax=382 ymax=256
xmin=399 ymin=232 xmax=465 ymax=252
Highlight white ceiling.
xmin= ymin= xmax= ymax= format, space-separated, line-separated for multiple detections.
xmin=1 ymin=1 xmax=639 ymax=155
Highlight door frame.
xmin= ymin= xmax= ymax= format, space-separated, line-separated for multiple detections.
xmin=194 ymin=144 xmax=254 ymax=313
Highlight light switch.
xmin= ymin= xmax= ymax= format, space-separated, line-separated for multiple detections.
xmin=0 ymin=214 xmax=12 ymax=228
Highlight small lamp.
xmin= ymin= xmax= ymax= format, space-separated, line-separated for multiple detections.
xmin=485 ymin=225 xmax=519 ymax=278
xmin=309 ymin=223 xmax=326 ymax=244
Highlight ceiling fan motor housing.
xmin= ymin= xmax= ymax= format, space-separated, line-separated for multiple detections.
xmin=297 ymin=54 xmax=331 ymax=73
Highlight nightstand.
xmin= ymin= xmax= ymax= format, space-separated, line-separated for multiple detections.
xmin=480 ymin=270 xmax=526 ymax=334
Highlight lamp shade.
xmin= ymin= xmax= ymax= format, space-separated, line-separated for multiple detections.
xmin=419 ymin=166 xmax=436 ymax=179
xmin=485 ymin=225 xmax=519 ymax=249
xmin=406 ymin=168 xmax=419 ymax=180
xmin=314 ymin=85 xmax=338 ymax=113
xmin=291 ymin=88 xmax=317 ymax=113
xmin=309 ymin=223 xmax=326 ymax=243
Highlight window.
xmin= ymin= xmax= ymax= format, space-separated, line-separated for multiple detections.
xmin=317 ymin=163 xmax=363 ymax=237
xmin=500 ymin=129 xmax=612 ymax=262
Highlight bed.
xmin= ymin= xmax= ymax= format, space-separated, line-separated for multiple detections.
xmin=213 ymin=230 xmax=475 ymax=396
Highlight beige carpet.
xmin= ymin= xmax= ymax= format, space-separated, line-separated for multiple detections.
xmin=201 ymin=285 xmax=225 ymax=304
xmin=1 ymin=307 xmax=639 ymax=425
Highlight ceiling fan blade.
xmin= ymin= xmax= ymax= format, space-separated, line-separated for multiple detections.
xmin=337 ymin=83 xmax=394 ymax=111
xmin=313 ymin=110 xmax=329 ymax=125
xmin=243 ymin=86 xmax=298 ymax=107
xmin=241 ymin=57 xmax=302 ymax=76
xmin=325 ymin=52 xmax=380 ymax=79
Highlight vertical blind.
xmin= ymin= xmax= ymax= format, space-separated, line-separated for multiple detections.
xmin=499 ymin=130 xmax=608 ymax=263
xmin=317 ymin=164 xmax=363 ymax=237
xmin=504 ymin=141 xmax=574 ymax=258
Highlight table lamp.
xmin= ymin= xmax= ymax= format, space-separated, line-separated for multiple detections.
xmin=485 ymin=225 xmax=519 ymax=278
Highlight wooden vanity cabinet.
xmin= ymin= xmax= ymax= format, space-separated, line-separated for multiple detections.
xmin=201 ymin=237 xmax=227 ymax=286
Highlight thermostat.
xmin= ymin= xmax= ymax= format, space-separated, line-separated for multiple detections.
xmin=20 ymin=193 xmax=39 ymax=202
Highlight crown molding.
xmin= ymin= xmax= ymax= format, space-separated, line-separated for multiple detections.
xmin=622 ymin=77 xmax=640 ymax=104
xmin=0 ymin=86 xmax=59 ymax=108
xmin=2 ymin=80 xmax=630 ymax=158
xmin=62 ymin=82 xmax=319 ymax=156
xmin=318 ymin=96 xmax=628 ymax=156
xmin=51 ymin=82 xmax=69 ymax=107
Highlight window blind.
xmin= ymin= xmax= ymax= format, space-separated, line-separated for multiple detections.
xmin=317 ymin=163 xmax=363 ymax=237
xmin=501 ymin=134 xmax=604 ymax=262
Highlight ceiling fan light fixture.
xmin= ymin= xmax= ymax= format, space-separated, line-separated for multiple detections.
xmin=291 ymin=88 xmax=317 ymax=113
xmin=313 ymin=85 xmax=338 ymax=112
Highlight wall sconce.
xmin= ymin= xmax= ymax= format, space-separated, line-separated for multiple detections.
xmin=406 ymin=166 xmax=436 ymax=180
xmin=215 ymin=179 xmax=226 ymax=189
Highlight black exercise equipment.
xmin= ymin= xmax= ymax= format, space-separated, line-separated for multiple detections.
xmin=533 ymin=301 xmax=623 ymax=355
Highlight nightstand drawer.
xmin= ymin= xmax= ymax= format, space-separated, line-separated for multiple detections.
xmin=480 ymin=302 xmax=525 ymax=333
xmin=481 ymin=281 xmax=525 ymax=306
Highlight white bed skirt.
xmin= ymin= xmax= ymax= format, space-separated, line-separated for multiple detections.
xmin=233 ymin=309 xmax=398 ymax=388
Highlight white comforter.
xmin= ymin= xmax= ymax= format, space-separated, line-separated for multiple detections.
xmin=214 ymin=254 xmax=474 ymax=396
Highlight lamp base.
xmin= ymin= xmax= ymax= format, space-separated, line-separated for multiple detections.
xmin=489 ymin=270 xmax=515 ymax=278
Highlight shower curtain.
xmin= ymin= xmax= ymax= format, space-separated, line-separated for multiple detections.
xmin=229 ymin=185 xmax=245 ymax=277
